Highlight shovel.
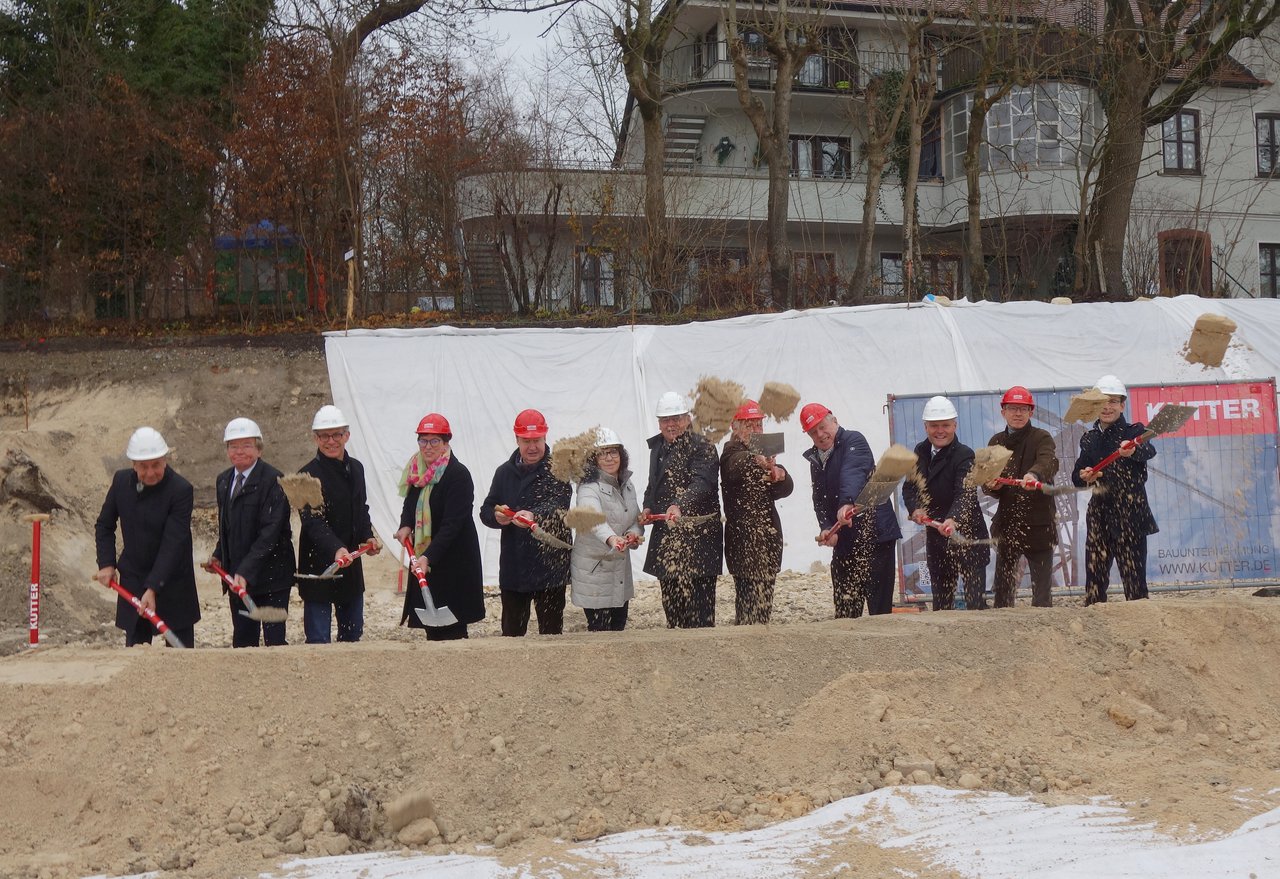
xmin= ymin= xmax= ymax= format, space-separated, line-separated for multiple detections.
xmin=99 ymin=577 xmax=186 ymax=648
xmin=853 ymin=444 xmax=918 ymax=509
xmin=296 ymin=538 xmax=380 ymax=580
xmin=993 ymin=476 xmax=1090 ymax=496
xmin=1088 ymin=403 xmax=1197 ymax=475
xmin=918 ymin=516 xmax=998 ymax=548
xmin=494 ymin=505 xmax=573 ymax=550
xmin=401 ymin=537 xmax=460 ymax=627
xmin=204 ymin=560 xmax=289 ymax=623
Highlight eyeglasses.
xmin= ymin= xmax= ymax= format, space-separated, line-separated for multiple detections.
xmin=1003 ymin=405 xmax=1033 ymax=414
xmin=315 ymin=431 xmax=347 ymax=442
xmin=417 ymin=436 xmax=445 ymax=448
xmin=596 ymin=448 xmax=621 ymax=458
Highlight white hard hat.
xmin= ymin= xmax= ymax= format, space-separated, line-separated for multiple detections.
xmin=224 ymin=417 xmax=263 ymax=443
xmin=921 ymin=395 xmax=959 ymax=421
xmin=655 ymin=391 xmax=690 ymax=417
xmin=311 ymin=405 xmax=348 ymax=431
xmin=1095 ymin=375 xmax=1127 ymax=398
xmin=595 ymin=427 xmax=622 ymax=447
xmin=126 ymin=427 xmax=170 ymax=461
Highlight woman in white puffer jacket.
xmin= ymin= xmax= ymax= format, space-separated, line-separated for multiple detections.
xmin=570 ymin=428 xmax=644 ymax=631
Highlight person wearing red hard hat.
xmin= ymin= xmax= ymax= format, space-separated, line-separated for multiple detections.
xmin=1071 ymin=375 xmax=1157 ymax=605
xmin=982 ymin=386 xmax=1058 ymax=607
xmin=642 ymin=391 xmax=723 ymax=628
xmin=901 ymin=396 xmax=990 ymax=611
xmin=802 ymin=403 xmax=902 ymax=618
xmin=719 ymin=399 xmax=794 ymax=624
xmin=395 ymin=413 xmax=485 ymax=640
xmin=480 ymin=408 xmax=572 ymax=636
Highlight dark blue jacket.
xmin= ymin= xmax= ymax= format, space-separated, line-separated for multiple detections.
xmin=1071 ymin=416 xmax=1158 ymax=538
xmin=214 ymin=460 xmax=296 ymax=598
xmin=902 ymin=438 xmax=990 ymax=566
xmin=479 ymin=447 xmax=572 ymax=593
xmin=804 ymin=426 xmax=902 ymax=557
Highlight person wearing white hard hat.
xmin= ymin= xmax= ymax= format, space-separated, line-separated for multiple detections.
xmin=209 ymin=417 xmax=295 ymax=647
xmin=569 ymin=428 xmax=644 ymax=631
xmin=296 ymin=405 xmax=381 ymax=643
xmin=642 ymin=391 xmax=723 ymax=628
xmin=720 ymin=399 xmax=794 ymax=624
xmin=901 ymin=396 xmax=991 ymax=611
xmin=1071 ymin=375 xmax=1158 ymax=604
xmin=94 ymin=427 xmax=200 ymax=647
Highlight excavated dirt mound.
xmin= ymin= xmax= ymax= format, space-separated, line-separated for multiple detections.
xmin=2 ymin=341 xmax=1279 ymax=878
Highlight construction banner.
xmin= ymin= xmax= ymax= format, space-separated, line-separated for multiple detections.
xmin=888 ymin=379 xmax=1279 ymax=604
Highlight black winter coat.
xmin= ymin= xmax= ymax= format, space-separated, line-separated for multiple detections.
xmin=720 ymin=437 xmax=793 ymax=579
xmin=804 ymin=426 xmax=902 ymax=558
xmin=399 ymin=456 xmax=486 ymax=626
xmin=479 ymin=448 xmax=572 ymax=593
xmin=1071 ymin=416 xmax=1158 ymax=538
xmin=983 ymin=425 xmax=1058 ymax=552
xmin=902 ymin=438 xmax=991 ymax=567
xmin=297 ymin=452 xmax=376 ymax=603
xmin=643 ymin=430 xmax=724 ymax=579
xmin=95 ymin=467 xmax=201 ymax=631
xmin=213 ymin=461 xmax=296 ymax=597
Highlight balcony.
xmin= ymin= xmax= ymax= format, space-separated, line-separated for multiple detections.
xmin=661 ymin=42 xmax=914 ymax=95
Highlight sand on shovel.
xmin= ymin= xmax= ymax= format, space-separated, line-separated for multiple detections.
xmin=563 ymin=506 xmax=607 ymax=531
xmin=1185 ymin=313 xmax=1238 ymax=367
xmin=550 ymin=427 xmax=601 ymax=483
xmin=853 ymin=444 xmax=919 ymax=508
xmin=279 ymin=473 xmax=324 ymax=510
xmin=757 ymin=381 xmax=802 ymax=421
xmin=691 ymin=377 xmax=746 ymax=443
xmin=964 ymin=445 xmax=1013 ymax=488
xmin=1064 ymin=387 xmax=1110 ymax=424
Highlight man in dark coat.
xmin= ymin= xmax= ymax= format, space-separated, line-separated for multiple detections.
xmin=643 ymin=391 xmax=723 ymax=628
xmin=901 ymin=396 xmax=990 ymax=611
xmin=982 ymin=386 xmax=1058 ymax=608
xmin=95 ymin=427 xmax=199 ymax=647
xmin=1071 ymin=375 xmax=1158 ymax=604
xmin=396 ymin=412 xmax=485 ymax=640
xmin=480 ymin=408 xmax=572 ymax=636
xmin=297 ymin=405 xmax=381 ymax=643
xmin=211 ymin=417 xmax=295 ymax=647
xmin=720 ymin=399 xmax=793 ymax=624
xmin=802 ymin=403 xmax=902 ymax=618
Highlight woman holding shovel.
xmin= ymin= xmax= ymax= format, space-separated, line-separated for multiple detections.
xmin=394 ymin=413 xmax=485 ymax=641
xmin=1071 ymin=375 xmax=1158 ymax=604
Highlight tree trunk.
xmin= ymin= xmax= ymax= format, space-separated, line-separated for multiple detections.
xmin=849 ymin=151 xmax=887 ymax=298
xmin=963 ymin=99 xmax=991 ymax=299
xmin=1080 ymin=88 xmax=1146 ymax=300
xmin=638 ymin=97 xmax=673 ymax=311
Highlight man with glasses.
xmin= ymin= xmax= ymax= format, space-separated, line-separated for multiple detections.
xmin=982 ymin=386 xmax=1058 ymax=607
xmin=296 ymin=405 xmax=381 ymax=643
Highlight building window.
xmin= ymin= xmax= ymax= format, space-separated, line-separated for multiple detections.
xmin=1261 ymin=244 xmax=1280 ymax=298
xmin=880 ymin=253 xmax=904 ymax=296
xmin=790 ymin=135 xmax=851 ymax=178
xmin=879 ymin=253 xmax=958 ymax=297
xmin=1162 ymin=110 xmax=1200 ymax=174
xmin=793 ymin=252 xmax=840 ymax=304
xmin=945 ymin=82 xmax=1087 ymax=177
xmin=692 ymin=26 xmax=718 ymax=77
xmin=1257 ymin=114 xmax=1280 ymax=176
xmin=1157 ymin=229 xmax=1210 ymax=295
xmin=577 ymin=250 xmax=614 ymax=307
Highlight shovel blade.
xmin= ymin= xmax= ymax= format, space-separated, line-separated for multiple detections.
xmin=1146 ymin=403 xmax=1197 ymax=436
xmin=247 ymin=607 xmax=289 ymax=623
xmin=415 ymin=605 xmax=460 ymax=627
xmin=748 ymin=432 xmax=785 ymax=456
xmin=854 ymin=478 xmax=903 ymax=510
xmin=162 ymin=629 xmax=187 ymax=649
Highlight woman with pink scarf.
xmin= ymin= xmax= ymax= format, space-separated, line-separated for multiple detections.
xmin=394 ymin=413 xmax=485 ymax=640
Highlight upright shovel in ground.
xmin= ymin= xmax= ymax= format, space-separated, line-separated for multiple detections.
xmin=204 ymin=560 xmax=289 ymax=623
xmin=97 ymin=576 xmax=186 ymax=648
xmin=1088 ymin=403 xmax=1197 ymax=475
xmin=494 ymin=505 xmax=573 ymax=550
xmin=400 ymin=537 xmax=459 ymax=627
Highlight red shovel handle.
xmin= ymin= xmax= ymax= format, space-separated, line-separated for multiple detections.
xmin=994 ymin=476 xmax=1044 ymax=491
xmin=1089 ymin=433 xmax=1152 ymax=474
xmin=920 ymin=516 xmax=954 ymax=537
xmin=337 ymin=539 xmax=379 ymax=569
xmin=104 ymin=578 xmax=186 ymax=648
xmin=638 ymin=512 xmax=669 ymax=525
xmin=401 ymin=537 xmax=429 ymax=589
xmin=495 ymin=505 xmax=536 ymax=528
xmin=205 ymin=559 xmax=249 ymax=600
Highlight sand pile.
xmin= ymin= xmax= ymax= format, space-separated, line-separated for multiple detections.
xmin=1185 ymin=313 xmax=1238 ymax=367
xmin=757 ymin=382 xmax=801 ymax=421
xmin=550 ymin=428 xmax=600 ymax=484
xmin=690 ymin=377 xmax=745 ymax=443
xmin=965 ymin=445 xmax=1013 ymax=487
xmin=1063 ymin=386 xmax=1109 ymax=423
xmin=279 ymin=473 xmax=324 ymax=510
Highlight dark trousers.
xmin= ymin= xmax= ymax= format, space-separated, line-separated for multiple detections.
xmin=125 ymin=619 xmax=194 ymax=648
xmin=583 ymin=602 xmax=629 ymax=632
xmin=992 ymin=546 xmax=1054 ymax=608
xmin=927 ymin=551 xmax=989 ymax=611
xmin=303 ymin=596 xmax=364 ymax=644
xmin=831 ymin=541 xmax=896 ymax=618
xmin=659 ymin=576 xmax=717 ymax=628
xmin=1085 ymin=529 xmax=1149 ymax=605
xmin=500 ymin=584 xmax=566 ymax=636
xmin=230 ymin=588 xmax=290 ymax=647
xmin=733 ymin=576 xmax=775 ymax=625
xmin=425 ymin=622 xmax=468 ymax=641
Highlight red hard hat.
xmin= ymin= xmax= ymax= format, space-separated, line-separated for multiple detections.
xmin=800 ymin=402 xmax=832 ymax=432
xmin=734 ymin=399 xmax=764 ymax=421
xmin=1001 ymin=386 xmax=1035 ymax=409
xmin=416 ymin=413 xmax=452 ymax=436
xmin=513 ymin=408 xmax=549 ymax=438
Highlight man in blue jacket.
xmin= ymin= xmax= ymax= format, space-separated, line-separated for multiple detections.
xmin=802 ymin=403 xmax=902 ymax=617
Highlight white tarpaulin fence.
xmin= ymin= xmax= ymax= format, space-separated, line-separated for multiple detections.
xmin=325 ymin=295 xmax=1280 ymax=586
